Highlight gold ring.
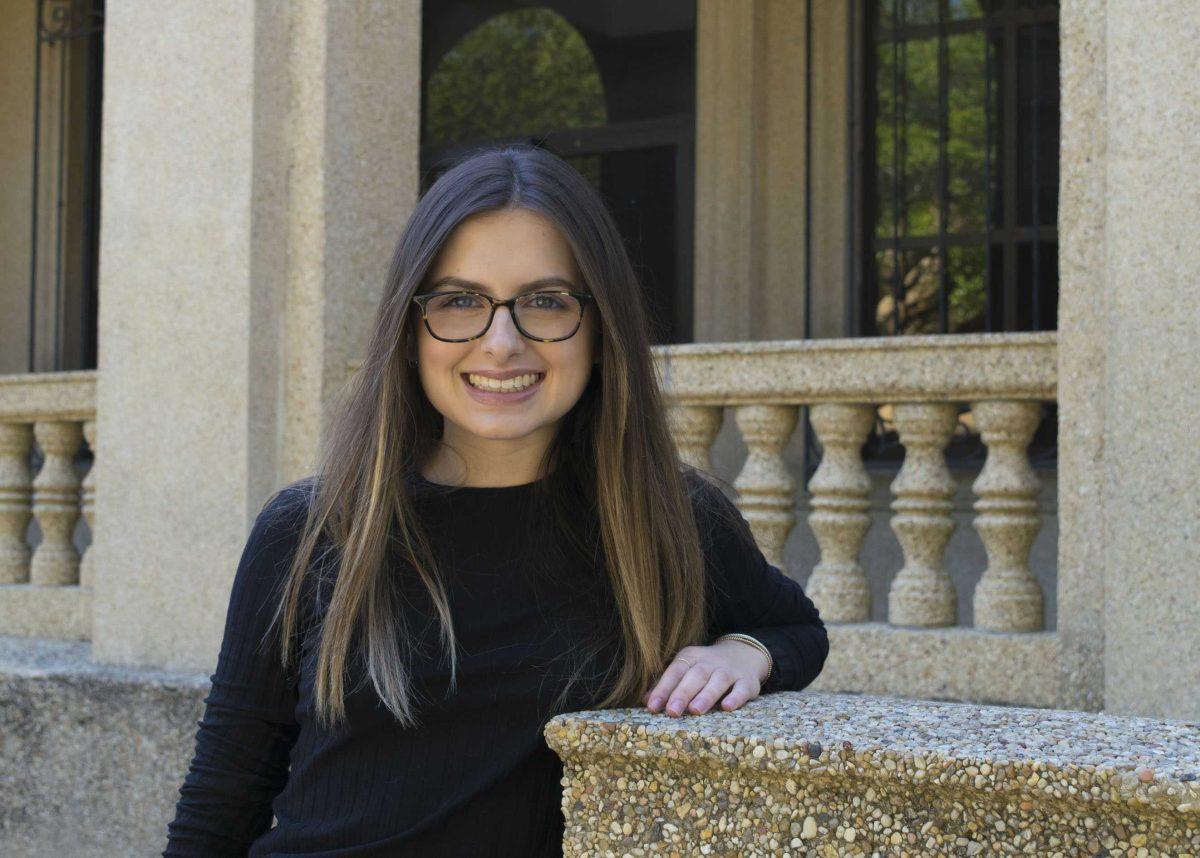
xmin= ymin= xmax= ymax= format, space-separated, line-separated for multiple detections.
xmin=675 ymin=656 xmax=695 ymax=668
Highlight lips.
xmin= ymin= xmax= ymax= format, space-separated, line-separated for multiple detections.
xmin=460 ymin=372 xmax=545 ymax=403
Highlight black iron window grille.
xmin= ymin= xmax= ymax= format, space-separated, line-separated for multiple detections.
xmin=857 ymin=0 xmax=1059 ymax=338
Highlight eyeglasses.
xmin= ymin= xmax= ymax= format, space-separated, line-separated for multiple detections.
xmin=411 ymin=289 xmax=594 ymax=343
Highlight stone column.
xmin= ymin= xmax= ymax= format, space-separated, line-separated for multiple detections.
xmin=1056 ymin=0 xmax=1108 ymax=715
xmin=0 ymin=1 xmax=36 ymax=373
xmin=692 ymin=0 xmax=851 ymax=344
xmin=693 ymin=0 xmax=808 ymax=342
xmin=1059 ymin=0 xmax=1200 ymax=719
xmin=91 ymin=1 xmax=421 ymax=670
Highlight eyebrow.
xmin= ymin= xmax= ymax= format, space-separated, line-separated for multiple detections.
xmin=427 ymin=275 xmax=580 ymax=295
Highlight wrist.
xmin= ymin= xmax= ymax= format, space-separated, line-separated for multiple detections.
xmin=714 ymin=633 xmax=772 ymax=684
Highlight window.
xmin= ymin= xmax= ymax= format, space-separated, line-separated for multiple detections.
xmin=855 ymin=0 xmax=1059 ymax=336
xmin=420 ymin=2 xmax=696 ymax=344
xmin=26 ymin=0 xmax=104 ymax=372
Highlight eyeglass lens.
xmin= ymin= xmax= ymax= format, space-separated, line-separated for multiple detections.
xmin=424 ymin=292 xmax=582 ymax=340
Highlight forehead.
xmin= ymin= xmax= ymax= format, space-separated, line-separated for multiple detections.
xmin=426 ymin=209 xmax=580 ymax=292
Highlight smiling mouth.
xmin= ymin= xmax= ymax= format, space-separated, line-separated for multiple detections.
xmin=461 ymin=372 xmax=545 ymax=393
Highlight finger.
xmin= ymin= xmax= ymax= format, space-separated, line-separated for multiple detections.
xmin=718 ymin=678 xmax=758 ymax=712
xmin=646 ymin=652 xmax=702 ymax=712
xmin=687 ymin=668 xmax=735 ymax=715
xmin=664 ymin=662 xmax=714 ymax=717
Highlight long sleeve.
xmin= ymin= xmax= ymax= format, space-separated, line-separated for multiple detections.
xmin=164 ymin=481 xmax=315 ymax=856
xmin=687 ymin=469 xmax=829 ymax=695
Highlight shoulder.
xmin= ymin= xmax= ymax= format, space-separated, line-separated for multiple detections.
xmin=261 ymin=475 xmax=318 ymax=521
xmin=230 ymin=476 xmax=328 ymax=606
xmin=680 ymin=465 xmax=744 ymax=527
xmin=679 ymin=464 xmax=726 ymax=508
xmin=679 ymin=466 xmax=756 ymax=553
xmin=249 ymin=475 xmax=320 ymax=552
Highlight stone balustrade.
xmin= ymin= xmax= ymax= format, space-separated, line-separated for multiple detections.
xmin=544 ymin=692 xmax=1200 ymax=857
xmin=651 ymin=332 xmax=1058 ymax=707
xmin=0 ymin=371 xmax=96 ymax=640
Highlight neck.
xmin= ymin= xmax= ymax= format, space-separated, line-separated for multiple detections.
xmin=422 ymin=427 xmax=557 ymax=487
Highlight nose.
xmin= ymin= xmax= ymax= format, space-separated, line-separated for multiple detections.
xmin=480 ymin=304 xmax=525 ymax=359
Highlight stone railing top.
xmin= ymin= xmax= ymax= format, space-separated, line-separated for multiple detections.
xmin=545 ymin=690 xmax=1200 ymax=817
xmin=649 ymin=331 xmax=1056 ymax=404
xmin=0 ymin=370 xmax=97 ymax=422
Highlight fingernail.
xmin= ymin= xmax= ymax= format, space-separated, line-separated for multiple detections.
xmin=649 ymin=697 xmax=662 ymax=709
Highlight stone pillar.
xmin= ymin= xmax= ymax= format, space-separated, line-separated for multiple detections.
xmin=91 ymin=1 xmax=421 ymax=670
xmin=0 ymin=0 xmax=36 ymax=373
xmin=1056 ymin=0 xmax=1108 ymax=715
xmin=693 ymin=0 xmax=851 ymax=344
xmin=1059 ymin=0 xmax=1200 ymax=719
xmin=693 ymin=0 xmax=808 ymax=342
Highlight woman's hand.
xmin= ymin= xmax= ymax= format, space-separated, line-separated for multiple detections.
xmin=642 ymin=639 xmax=770 ymax=717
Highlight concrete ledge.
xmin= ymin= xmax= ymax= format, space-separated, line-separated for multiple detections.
xmin=0 ymin=586 xmax=92 ymax=640
xmin=545 ymin=691 xmax=1200 ymax=856
xmin=0 ymin=636 xmax=207 ymax=856
xmin=649 ymin=332 xmax=1056 ymax=405
xmin=810 ymin=624 xmax=1061 ymax=709
xmin=0 ymin=371 xmax=96 ymax=422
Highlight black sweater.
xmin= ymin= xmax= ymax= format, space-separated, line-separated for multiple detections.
xmin=163 ymin=468 xmax=829 ymax=856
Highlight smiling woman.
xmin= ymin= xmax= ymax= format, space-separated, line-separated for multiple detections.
xmin=163 ymin=143 xmax=828 ymax=857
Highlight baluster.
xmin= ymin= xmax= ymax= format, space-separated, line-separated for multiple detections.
xmin=732 ymin=405 xmax=799 ymax=569
xmin=79 ymin=419 xmax=96 ymax=589
xmin=667 ymin=404 xmax=723 ymax=472
xmin=887 ymin=403 xmax=959 ymax=627
xmin=0 ymin=422 xmax=34 ymax=584
xmin=30 ymin=420 xmax=83 ymax=586
xmin=805 ymin=403 xmax=876 ymax=622
xmin=971 ymin=400 xmax=1044 ymax=632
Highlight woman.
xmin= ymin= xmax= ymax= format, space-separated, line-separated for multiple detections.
xmin=164 ymin=144 xmax=828 ymax=856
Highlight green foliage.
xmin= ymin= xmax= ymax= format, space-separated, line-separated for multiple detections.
xmin=873 ymin=23 xmax=994 ymax=333
xmin=424 ymin=8 xmax=607 ymax=151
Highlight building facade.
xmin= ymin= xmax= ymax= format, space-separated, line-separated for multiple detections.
xmin=0 ymin=1 xmax=1197 ymax=853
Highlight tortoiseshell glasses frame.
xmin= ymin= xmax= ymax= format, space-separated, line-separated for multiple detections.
xmin=411 ymin=289 xmax=595 ymax=343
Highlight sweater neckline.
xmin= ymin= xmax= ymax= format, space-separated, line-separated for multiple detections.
xmin=411 ymin=470 xmax=547 ymax=494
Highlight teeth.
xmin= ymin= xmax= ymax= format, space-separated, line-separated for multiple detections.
xmin=466 ymin=372 xmax=541 ymax=392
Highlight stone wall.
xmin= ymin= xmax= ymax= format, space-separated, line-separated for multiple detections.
xmin=546 ymin=691 xmax=1200 ymax=856
xmin=0 ymin=637 xmax=205 ymax=856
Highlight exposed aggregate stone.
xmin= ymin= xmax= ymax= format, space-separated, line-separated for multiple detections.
xmin=544 ymin=691 xmax=1200 ymax=856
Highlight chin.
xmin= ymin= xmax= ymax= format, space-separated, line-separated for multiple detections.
xmin=458 ymin=417 xmax=549 ymax=441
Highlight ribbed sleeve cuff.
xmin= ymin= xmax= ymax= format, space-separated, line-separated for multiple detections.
xmin=738 ymin=623 xmax=827 ymax=694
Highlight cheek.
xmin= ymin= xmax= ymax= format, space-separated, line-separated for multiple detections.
xmin=549 ymin=346 xmax=595 ymax=406
xmin=415 ymin=327 xmax=455 ymax=368
xmin=415 ymin=339 xmax=462 ymax=401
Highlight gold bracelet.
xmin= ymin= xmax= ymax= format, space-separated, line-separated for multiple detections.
xmin=715 ymin=633 xmax=773 ymax=683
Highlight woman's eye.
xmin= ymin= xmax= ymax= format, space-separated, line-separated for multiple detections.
xmin=526 ymin=294 xmax=565 ymax=309
xmin=434 ymin=293 xmax=483 ymax=310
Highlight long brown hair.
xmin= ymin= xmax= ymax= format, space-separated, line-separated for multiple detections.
xmin=267 ymin=143 xmax=708 ymax=731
